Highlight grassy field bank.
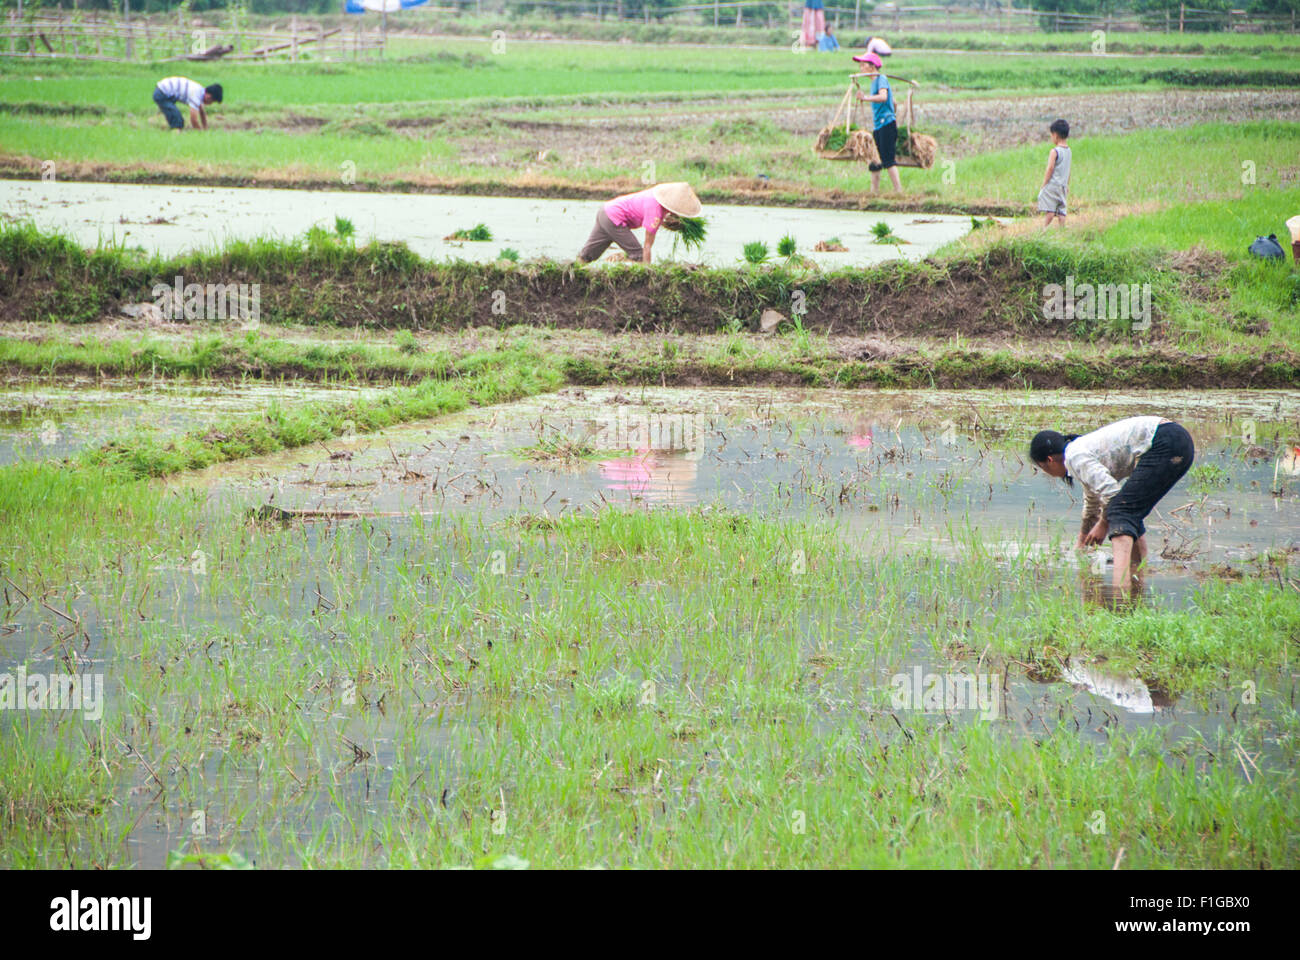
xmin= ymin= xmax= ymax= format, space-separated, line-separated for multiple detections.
xmin=1 ymin=40 xmax=1297 ymax=212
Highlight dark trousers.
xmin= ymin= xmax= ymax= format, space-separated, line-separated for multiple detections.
xmin=869 ymin=120 xmax=898 ymax=171
xmin=578 ymin=209 xmax=643 ymax=263
xmin=1106 ymin=422 xmax=1195 ymax=540
xmin=153 ymin=87 xmax=185 ymax=129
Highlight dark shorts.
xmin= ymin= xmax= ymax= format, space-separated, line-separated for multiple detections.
xmin=153 ymin=87 xmax=185 ymax=129
xmin=1106 ymin=422 xmax=1195 ymax=541
xmin=869 ymin=120 xmax=897 ymax=172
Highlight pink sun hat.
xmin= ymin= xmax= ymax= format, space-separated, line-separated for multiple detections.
xmin=852 ymin=51 xmax=883 ymax=69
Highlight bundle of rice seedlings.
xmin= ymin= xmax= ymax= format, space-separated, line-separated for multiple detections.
xmin=872 ymin=221 xmax=902 ymax=245
xmin=669 ymin=216 xmax=707 ymax=251
xmin=743 ymin=241 xmax=770 ymax=264
xmin=907 ymin=132 xmax=938 ymax=169
xmin=446 ymin=223 xmax=493 ymax=241
xmin=815 ymin=125 xmax=879 ymax=164
xmin=777 ymin=234 xmax=798 ymax=258
xmin=822 ymin=124 xmax=857 ymax=153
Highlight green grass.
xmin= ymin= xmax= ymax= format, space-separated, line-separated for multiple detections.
xmin=386 ymin=15 xmax=1300 ymax=55
xmin=4 ymin=40 xmax=1297 ymax=112
xmin=907 ymin=122 xmax=1300 ymax=209
xmin=2 ymin=480 xmax=1296 ymax=867
xmin=73 ymin=346 xmax=562 ymax=480
xmin=1 ymin=41 xmax=1297 ymax=215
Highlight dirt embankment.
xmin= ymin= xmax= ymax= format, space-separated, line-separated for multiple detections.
xmin=8 ymin=238 xmax=1294 ymax=388
xmin=2 ymin=247 xmax=1128 ymax=337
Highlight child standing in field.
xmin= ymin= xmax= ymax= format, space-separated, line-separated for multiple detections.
xmin=1037 ymin=119 xmax=1071 ymax=227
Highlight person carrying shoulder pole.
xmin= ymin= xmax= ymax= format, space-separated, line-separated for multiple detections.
xmin=577 ymin=182 xmax=702 ymax=265
xmin=1030 ymin=416 xmax=1195 ymax=588
xmin=851 ymin=52 xmax=901 ymax=194
xmin=153 ymin=76 xmax=222 ymax=132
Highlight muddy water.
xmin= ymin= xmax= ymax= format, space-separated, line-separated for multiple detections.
xmin=6 ymin=384 xmax=1299 ymax=867
xmin=194 ymin=386 xmax=1300 ymax=586
xmin=0 ymin=178 xmax=972 ymax=267
xmin=0 ymin=378 xmax=379 ymax=464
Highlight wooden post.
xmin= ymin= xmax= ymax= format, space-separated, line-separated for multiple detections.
xmin=714 ymin=0 xmax=718 ymax=28
xmin=124 ymin=0 xmax=133 ymax=60
xmin=1179 ymin=3 xmax=1184 ymax=33
xmin=855 ymin=0 xmax=860 ymax=30
xmin=292 ymin=15 xmax=298 ymax=61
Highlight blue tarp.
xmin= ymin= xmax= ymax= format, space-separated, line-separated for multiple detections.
xmin=346 ymin=0 xmax=428 ymax=13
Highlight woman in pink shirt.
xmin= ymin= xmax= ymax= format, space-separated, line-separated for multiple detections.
xmin=578 ymin=182 xmax=702 ymax=265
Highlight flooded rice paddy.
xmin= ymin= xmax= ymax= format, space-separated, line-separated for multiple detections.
xmin=0 ymin=378 xmax=379 ymax=463
xmin=196 ymin=385 xmax=1300 ymax=583
xmin=3 ymin=383 xmax=1298 ymax=867
xmin=0 ymin=178 xmax=973 ymax=267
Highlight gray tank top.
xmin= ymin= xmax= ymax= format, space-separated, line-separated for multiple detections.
xmin=1048 ymin=145 xmax=1071 ymax=190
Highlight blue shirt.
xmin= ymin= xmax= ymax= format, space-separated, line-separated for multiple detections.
xmin=870 ymin=75 xmax=895 ymax=130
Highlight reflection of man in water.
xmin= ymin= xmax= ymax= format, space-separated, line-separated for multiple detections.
xmin=1060 ymin=662 xmax=1170 ymax=714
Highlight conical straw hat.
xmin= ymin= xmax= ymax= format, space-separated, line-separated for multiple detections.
xmin=652 ymin=182 xmax=702 ymax=218
xmin=1287 ymin=214 xmax=1300 ymax=244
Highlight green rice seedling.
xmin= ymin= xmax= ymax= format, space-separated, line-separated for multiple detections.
xmin=1188 ymin=463 xmax=1231 ymax=490
xmin=822 ymin=123 xmax=865 ymax=153
xmin=872 ymin=221 xmax=900 ymax=244
xmin=777 ymin=234 xmax=797 ymax=258
xmin=498 ymin=247 xmax=521 ymax=262
xmin=394 ymin=329 xmax=420 ymax=355
xmin=334 ymin=216 xmax=355 ymax=238
xmin=447 ymin=224 xmax=493 ymax=241
xmin=743 ymin=241 xmax=770 ymax=264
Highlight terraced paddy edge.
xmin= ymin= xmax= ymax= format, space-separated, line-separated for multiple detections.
xmin=0 ymin=221 xmax=1258 ymax=338
xmin=4 ymin=330 xmax=1299 ymax=395
xmin=0 ymin=161 xmax=1026 ymax=217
